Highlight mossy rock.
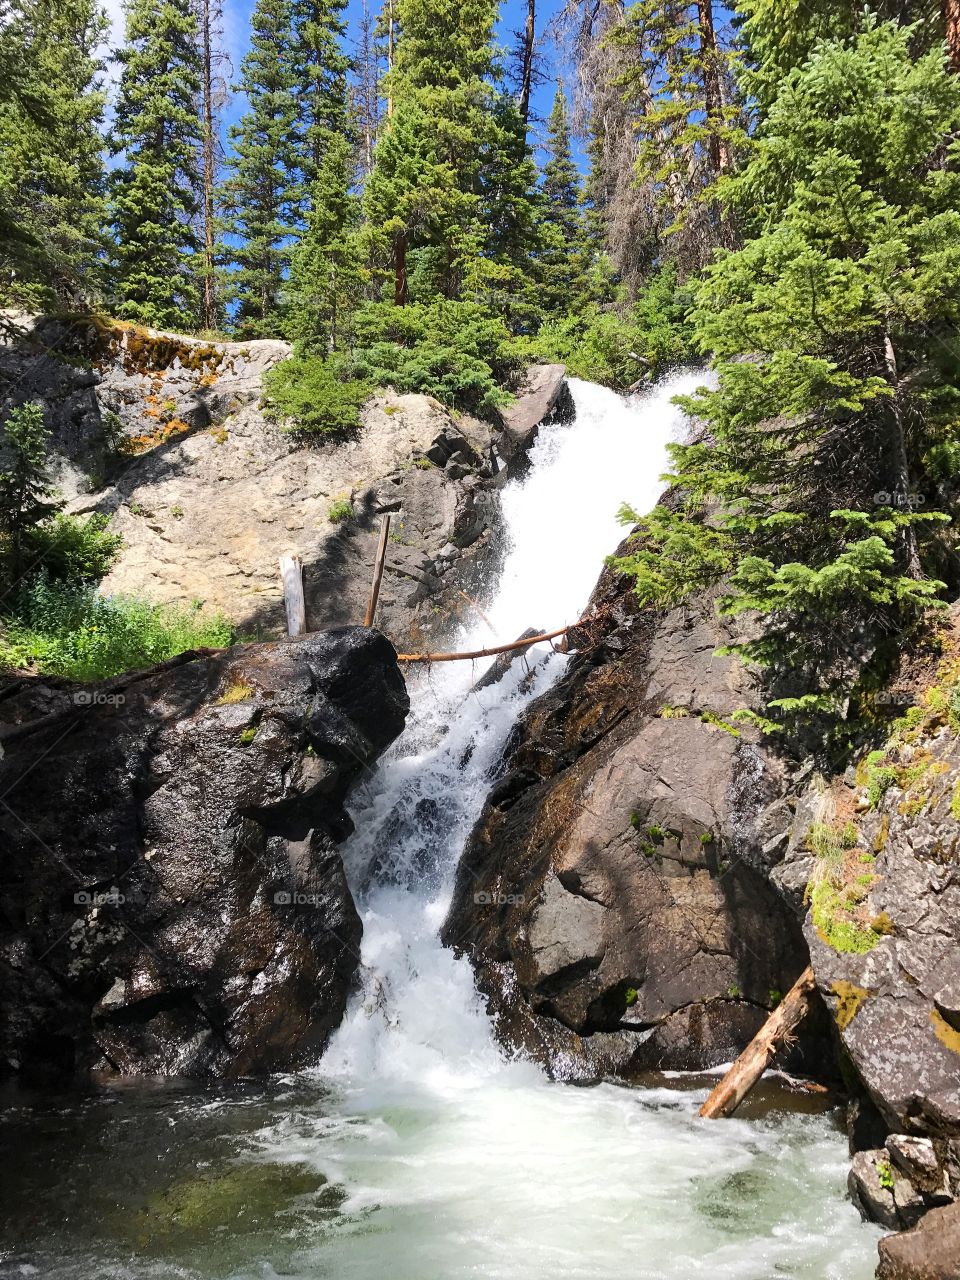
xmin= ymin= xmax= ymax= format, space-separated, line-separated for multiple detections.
xmin=134 ymin=1161 xmax=329 ymax=1246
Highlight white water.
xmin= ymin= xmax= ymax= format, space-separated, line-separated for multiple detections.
xmin=256 ymin=376 xmax=881 ymax=1279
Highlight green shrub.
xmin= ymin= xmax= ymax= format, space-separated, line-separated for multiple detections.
xmin=0 ymin=575 xmax=234 ymax=681
xmin=350 ymin=300 xmax=524 ymax=417
xmin=262 ymin=354 xmax=370 ymax=437
xmin=23 ymin=512 xmax=123 ymax=582
xmin=531 ymin=265 xmax=694 ymax=389
xmin=327 ymin=497 xmax=354 ymax=523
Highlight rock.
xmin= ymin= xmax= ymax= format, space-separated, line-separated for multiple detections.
xmin=442 ymin=561 xmax=820 ymax=1079
xmin=497 ymin=363 xmax=573 ymax=472
xmin=887 ymin=1136 xmax=948 ymax=1195
xmin=0 ymin=317 xmax=509 ymax=652
xmin=877 ymin=1201 xmax=960 ymax=1279
xmin=849 ymin=1150 xmax=900 ymax=1231
xmin=0 ymin=628 xmax=409 ymax=1077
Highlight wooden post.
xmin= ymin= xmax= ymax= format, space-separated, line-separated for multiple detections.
xmin=364 ymin=514 xmax=391 ymax=628
xmin=699 ymin=965 xmax=816 ymax=1119
xmin=279 ymin=554 xmax=307 ymax=638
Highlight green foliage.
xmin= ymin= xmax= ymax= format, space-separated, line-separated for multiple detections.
xmin=262 ymin=354 xmax=369 ymax=436
xmin=0 ymin=0 xmax=108 ymax=309
xmin=805 ymin=819 xmax=881 ymax=954
xmin=0 ymin=574 xmax=233 ymax=680
xmin=26 ymin=513 xmax=122 ymax=583
xmin=109 ymin=0 xmax=203 ymax=329
xmin=876 ymin=1160 xmax=895 ymax=1192
xmin=612 ymin=21 xmax=960 ymax=735
xmin=326 ymin=497 xmax=354 ymax=522
xmin=0 ymin=402 xmax=60 ymax=581
xmin=534 ymin=264 xmax=694 ymax=388
xmin=350 ymin=301 xmax=523 ymax=416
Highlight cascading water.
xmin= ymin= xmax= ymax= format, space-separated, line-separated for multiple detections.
xmin=0 ymin=376 xmax=882 ymax=1280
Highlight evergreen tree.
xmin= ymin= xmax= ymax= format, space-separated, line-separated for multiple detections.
xmin=0 ymin=0 xmax=108 ymax=309
xmin=110 ymin=0 xmax=203 ymax=330
xmin=537 ymin=82 xmax=592 ymax=317
xmin=290 ymin=0 xmax=350 ymax=191
xmin=0 ymin=403 xmax=58 ymax=583
xmin=195 ymin=0 xmax=229 ymax=332
xmin=363 ymin=0 xmax=506 ymax=305
xmin=613 ymin=18 xmax=960 ymax=732
xmin=287 ymin=133 xmax=363 ymax=351
xmin=223 ymin=0 xmax=300 ymax=337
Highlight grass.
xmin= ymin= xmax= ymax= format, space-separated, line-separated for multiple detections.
xmin=805 ymin=819 xmax=883 ymax=954
xmin=328 ymin=497 xmax=354 ymax=523
xmin=0 ymin=576 xmax=234 ymax=681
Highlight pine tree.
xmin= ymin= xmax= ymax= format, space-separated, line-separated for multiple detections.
xmin=0 ymin=402 xmax=58 ymax=582
xmin=287 ymin=133 xmax=363 ymax=351
xmin=613 ymin=18 xmax=960 ymax=730
xmin=290 ymin=0 xmax=350 ymax=191
xmin=195 ymin=0 xmax=229 ymax=332
xmin=222 ymin=0 xmax=300 ymax=337
xmin=110 ymin=0 xmax=203 ymax=330
xmin=0 ymin=0 xmax=108 ymax=309
xmin=363 ymin=0 xmax=502 ymax=305
xmin=537 ymin=82 xmax=592 ymax=317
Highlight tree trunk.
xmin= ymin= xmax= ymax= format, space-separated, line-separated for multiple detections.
xmin=696 ymin=0 xmax=731 ymax=178
xmin=518 ymin=0 xmax=535 ymax=125
xmin=944 ymin=0 xmax=960 ymax=72
xmin=364 ymin=514 xmax=391 ymax=628
xmin=199 ymin=0 xmax=218 ymax=332
xmin=699 ymin=966 xmax=816 ymax=1119
xmin=884 ymin=332 xmax=922 ymax=580
xmin=279 ymin=554 xmax=307 ymax=638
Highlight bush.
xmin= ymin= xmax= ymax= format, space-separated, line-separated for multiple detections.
xmin=262 ymin=354 xmax=370 ymax=437
xmin=350 ymin=300 xmax=525 ymax=417
xmin=0 ymin=575 xmax=234 ymax=681
xmin=532 ymin=265 xmax=694 ymax=389
xmin=22 ymin=512 xmax=123 ymax=582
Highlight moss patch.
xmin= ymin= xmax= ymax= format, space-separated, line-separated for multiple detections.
xmin=831 ymin=980 xmax=870 ymax=1031
xmin=931 ymin=1008 xmax=960 ymax=1054
xmin=217 ymin=681 xmax=254 ymax=705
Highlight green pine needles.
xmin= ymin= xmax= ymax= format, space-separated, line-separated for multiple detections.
xmin=613 ymin=18 xmax=960 ymax=735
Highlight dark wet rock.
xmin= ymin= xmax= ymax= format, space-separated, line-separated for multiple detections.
xmin=442 ymin=562 xmax=821 ymax=1080
xmin=877 ymin=1201 xmax=960 ymax=1279
xmin=0 ymin=628 xmax=408 ymax=1078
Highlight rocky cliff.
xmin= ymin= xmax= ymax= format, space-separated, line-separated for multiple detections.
xmin=0 ymin=315 xmax=568 ymax=650
xmin=0 ymin=627 xmax=408 ymax=1077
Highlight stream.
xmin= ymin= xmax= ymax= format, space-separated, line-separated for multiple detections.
xmin=0 ymin=377 xmax=881 ymax=1279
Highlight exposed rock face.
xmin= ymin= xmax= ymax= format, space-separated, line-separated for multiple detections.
xmin=442 ymin=559 xmax=817 ymax=1080
xmin=1 ymin=317 xmax=564 ymax=652
xmin=497 ymin=363 xmax=573 ymax=473
xmin=877 ymin=1201 xmax=960 ymax=1279
xmin=0 ymin=628 xmax=408 ymax=1077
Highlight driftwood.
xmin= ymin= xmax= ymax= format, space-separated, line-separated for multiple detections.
xmin=396 ymin=621 xmax=575 ymax=664
xmin=364 ymin=514 xmax=392 ymax=628
xmin=279 ymin=554 xmax=307 ymax=638
xmin=698 ymin=965 xmax=817 ymax=1119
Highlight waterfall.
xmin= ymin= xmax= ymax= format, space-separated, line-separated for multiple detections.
xmin=320 ymin=373 xmax=699 ymax=1088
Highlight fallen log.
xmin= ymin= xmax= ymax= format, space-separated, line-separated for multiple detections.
xmin=364 ymin=514 xmax=392 ymax=628
xmin=698 ymin=965 xmax=816 ymax=1119
xmin=396 ymin=620 xmax=576 ymax=664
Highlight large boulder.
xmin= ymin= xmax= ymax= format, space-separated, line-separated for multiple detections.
xmin=442 ymin=559 xmax=817 ymax=1079
xmin=0 ymin=628 xmax=408 ymax=1077
xmin=877 ymin=1201 xmax=960 ymax=1279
